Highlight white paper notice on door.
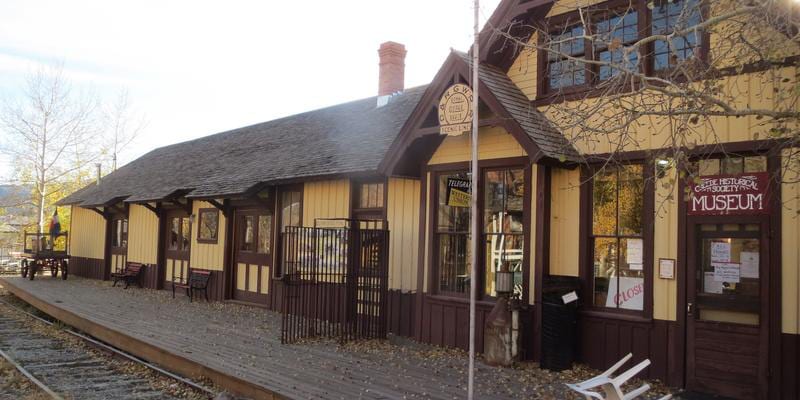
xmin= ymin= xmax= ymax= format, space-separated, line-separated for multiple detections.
xmin=713 ymin=262 xmax=740 ymax=283
xmin=711 ymin=241 xmax=731 ymax=263
xmin=704 ymin=272 xmax=724 ymax=294
xmin=626 ymin=238 xmax=644 ymax=265
xmin=740 ymin=252 xmax=759 ymax=279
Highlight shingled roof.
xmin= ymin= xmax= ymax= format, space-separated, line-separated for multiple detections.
xmin=59 ymin=86 xmax=427 ymax=207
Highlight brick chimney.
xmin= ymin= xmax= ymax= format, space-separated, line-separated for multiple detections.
xmin=378 ymin=41 xmax=406 ymax=97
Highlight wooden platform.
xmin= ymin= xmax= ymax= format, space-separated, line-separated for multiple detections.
xmin=0 ymin=276 xmax=587 ymax=400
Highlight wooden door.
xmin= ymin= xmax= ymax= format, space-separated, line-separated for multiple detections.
xmin=164 ymin=211 xmax=191 ymax=285
xmin=109 ymin=216 xmax=128 ymax=274
xmin=686 ymin=218 xmax=769 ymax=399
xmin=232 ymin=209 xmax=273 ymax=304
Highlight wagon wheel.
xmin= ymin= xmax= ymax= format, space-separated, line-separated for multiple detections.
xmin=20 ymin=260 xmax=28 ymax=278
xmin=61 ymin=260 xmax=68 ymax=280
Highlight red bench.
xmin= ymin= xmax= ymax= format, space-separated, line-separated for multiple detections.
xmin=111 ymin=263 xmax=144 ymax=289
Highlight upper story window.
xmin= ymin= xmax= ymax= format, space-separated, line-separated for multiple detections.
xmin=595 ymin=9 xmax=639 ymax=80
xmin=539 ymin=0 xmax=704 ymax=95
xmin=651 ymin=0 xmax=703 ymax=71
xmin=547 ymin=25 xmax=586 ymax=90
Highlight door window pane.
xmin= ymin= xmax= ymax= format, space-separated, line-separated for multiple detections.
xmin=257 ymin=215 xmax=272 ymax=254
xmin=697 ymin=233 xmax=760 ymax=326
xmin=181 ymin=218 xmax=190 ymax=250
xmin=169 ymin=218 xmax=179 ymax=250
xmin=242 ymin=216 xmax=254 ymax=252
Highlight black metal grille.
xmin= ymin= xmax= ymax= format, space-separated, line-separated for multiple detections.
xmin=280 ymin=219 xmax=389 ymax=344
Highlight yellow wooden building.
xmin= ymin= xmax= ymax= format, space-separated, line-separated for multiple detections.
xmin=58 ymin=1 xmax=799 ymax=398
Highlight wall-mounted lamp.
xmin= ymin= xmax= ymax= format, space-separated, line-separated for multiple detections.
xmin=655 ymin=158 xmax=672 ymax=179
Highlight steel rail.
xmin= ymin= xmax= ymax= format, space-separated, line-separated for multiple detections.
xmin=0 ymin=297 xmax=217 ymax=398
xmin=0 ymin=347 xmax=64 ymax=400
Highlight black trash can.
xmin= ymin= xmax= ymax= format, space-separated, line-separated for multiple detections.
xmin=540 ymin=276 xmax=580 ymax=371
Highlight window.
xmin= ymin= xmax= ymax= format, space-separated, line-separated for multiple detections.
xmin=591 ymin=165 xmax=645 ymax=311
xmin=435 ymin=167 xmax=528 ymax=298
xmin=358 ymin=182 xmax=384 ymax=209
xmin=693 ymin=155 xmax=767 ymax=176
xmin=594 ymin=9 xmax=639 ymax=80
xmin=241 ymin=216 xmax=255 ymax=252
xmin=112 ymin=218 xmax=128 ymax=248
xmin=257 ymin=214 xmax=272 ymax=254
xmin=651 ymin=0 xmax=702 ymax=71
xmin=197 ymin=209 xmax=219 ymax=243
xmin=546 ymin=24 xmax=586 ymax=90
xmin=436 ymin=171 xmax=472 ymax=295
xmin=168 ymin=216 xmax=190 ymax=251
xmin=483 ymin=168 xmax=525 ymax=298
xmin=280 ymin=190 xmax=302 ymax=232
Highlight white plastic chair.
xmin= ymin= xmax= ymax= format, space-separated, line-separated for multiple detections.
xmin=566 ymin=353 xmax=672 ymax=400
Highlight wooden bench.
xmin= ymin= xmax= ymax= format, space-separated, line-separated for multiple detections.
xmin=111 ymin=263 xmax=144 ymax=289
xmin=172 ymin=270 xmax=211 ymax=302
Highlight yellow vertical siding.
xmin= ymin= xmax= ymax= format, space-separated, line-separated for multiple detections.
xmin=189 ymin=201 xmax=226 ymax=271
xmin=387 ymin=178 xmax=421 ymax=292
xmin=69 ymin=206 xmax=106 ymax=259
xmin=507 ymin=33 xmax=539 ymax=101
xmin=549 ymin=168 xmax=580 ymax=277
xmin=782 ymin=149 xmax=800 ymax=334
xmin=428 ymin=125 xmax=527 ymax=165
xmin=127 ymin=204 xmax=158 ymax=265
xmin=302 ymin=179 xmax=351 ymax=226
xmin=653 ymin=163 xmax=679 ymax=321
xmin=528 ymin=164 xmax=539 ymax=305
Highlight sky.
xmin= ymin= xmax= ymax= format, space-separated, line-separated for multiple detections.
xmin=0 ymin=0 xmax=503 ymax=183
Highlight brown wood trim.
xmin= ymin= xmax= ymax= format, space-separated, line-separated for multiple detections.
xmin=155 ymin=203 xmax=166 ymax=290
xmin=350 ymin=176 xmax=388 ymax=222
xmin=531 ymin=163 xmax=550 ymax=361
xmin=426 ymin=156 xmax=531 ymax=172
xmin=196 ymin=208 xmax=220 ymax=244
xmin=674 ymin=156 xmax=688 ymax=388
xmin=222 ymin=199 xmax=234 ymax=300
xmin=0 ymin=278 xmax=282 ymax=400
xmin=767 ymin=150 xmax=783 ymax=398
xmin=522 ymin=164 xmax=533 ymax=304
xmin=414 ymin=172 xmax=428 ymax=341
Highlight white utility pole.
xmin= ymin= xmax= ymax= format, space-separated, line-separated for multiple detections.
xmin=468 ymin=0 xmax=479 ymax=399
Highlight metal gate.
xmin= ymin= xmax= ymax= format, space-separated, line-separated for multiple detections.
xmin=280 ymin=219 xmax=389 ymax=344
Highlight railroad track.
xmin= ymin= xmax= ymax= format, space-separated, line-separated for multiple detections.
xmin=0 ymin=296 xmax=218 ymax=399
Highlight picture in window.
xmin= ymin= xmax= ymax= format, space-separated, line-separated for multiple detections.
xmin=198 ymin=210 xmax=219 ymax=242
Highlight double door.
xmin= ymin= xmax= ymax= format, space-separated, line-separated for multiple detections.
xmin=686 ymin=217 xmax=770 ymax=399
